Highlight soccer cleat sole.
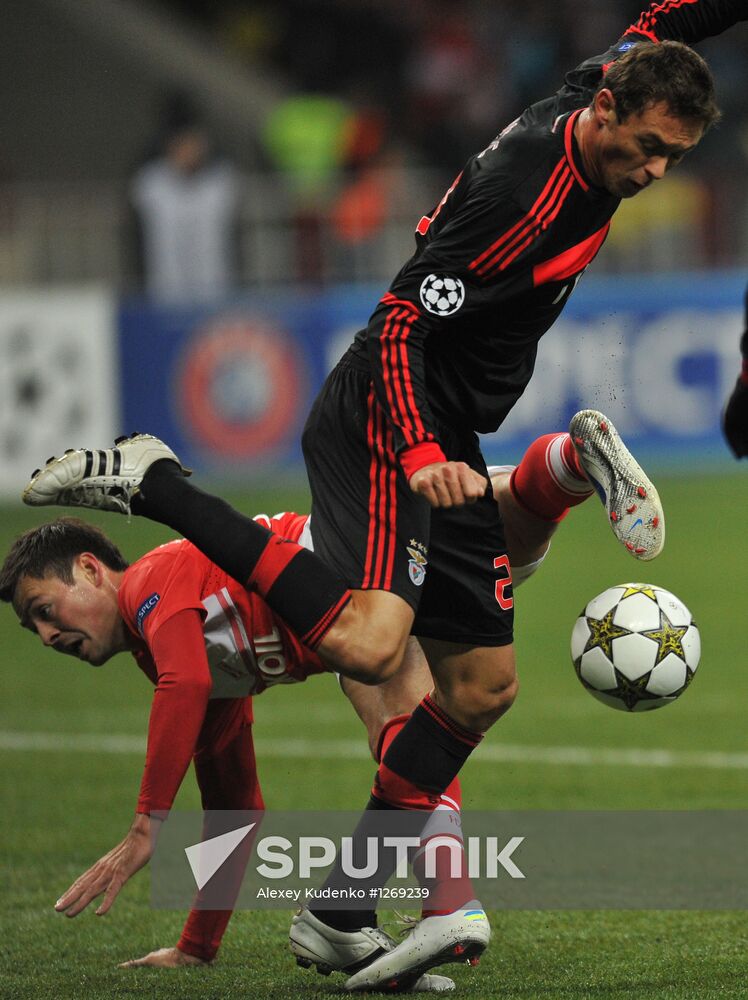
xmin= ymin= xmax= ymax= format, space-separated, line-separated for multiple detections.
xmin=570 ymin=410 xmax=665 ymax=562
xmin=346 ymin=939 xmax=486 ymax=993
xmin=295 ymin=956 xmax=333 ymax=976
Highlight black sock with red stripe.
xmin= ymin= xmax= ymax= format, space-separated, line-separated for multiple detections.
xmin=375 ymin=714 xmax=476 ymax=917
xmin=134 ymin=460 xmax=350 ymax=649
xmin=377 ymin=694 xmax=483 ymax=799
xmin=312 ymin=695 xmax=482 ymax=931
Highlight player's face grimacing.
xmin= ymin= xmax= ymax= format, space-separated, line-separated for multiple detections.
xmin=586 ymin=92 xmax=704 ymax=199
xmin=14 ymin=555 xmax=126 ymax=666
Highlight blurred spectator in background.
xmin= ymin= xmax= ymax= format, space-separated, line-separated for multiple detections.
xmin=330 ymin=97 xmax=410 ymax=281
xmin=403 ymin=1 xmax=482 ymax=170
xmin=1 ymin=0 xmax=745 ymax=290
xmin=262 ymin=92 xmax=351 ymax=282
xmin=130 ymin=94 xmax=240 ymax=302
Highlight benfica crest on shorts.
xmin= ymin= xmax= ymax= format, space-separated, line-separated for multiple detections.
xmin=406 ymin=544 xmax=428 ymax=586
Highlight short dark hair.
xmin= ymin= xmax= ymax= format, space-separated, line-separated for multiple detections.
xmin=0 ymin=517 xmax=129 ymax=604
xmin=598 ymin=40 xmax=721 ymax=130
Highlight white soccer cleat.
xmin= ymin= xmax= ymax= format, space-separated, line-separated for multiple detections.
xmin=289 ymin=909 xmax=455 ymax=991
xmin=344 ymin=906 xmax=491 ymax=993
xmin=289 ymin=908 xmax=395 ymax=977
xmin=22 ymin=433 xmax=188 ymax=515
xmin=569 ymin=410 xmax=665 ymax=561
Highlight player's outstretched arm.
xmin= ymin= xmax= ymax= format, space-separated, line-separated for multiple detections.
xmin=627 ymin=0 xmax=746 ymax=46
xmin=54 ymin=813 xmax=158 ymax=918
xmin=119 ymin=946 xmax=208 ymax=968
xmin=409 ymin=461 xmax=488 ymax=508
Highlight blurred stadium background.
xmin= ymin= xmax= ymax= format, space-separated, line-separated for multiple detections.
xmin=0 ymin=0 xmax=747 ymax=487
xmin=1 ymin=2 xmax=748 ymax=998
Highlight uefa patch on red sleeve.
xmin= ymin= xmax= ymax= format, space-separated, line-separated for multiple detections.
xmin=136 ymin=593 xmax=161 ymax=636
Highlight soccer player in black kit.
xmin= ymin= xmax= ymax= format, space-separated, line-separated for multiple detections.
xmin=23 ymin=1 xmax=747 ymax=992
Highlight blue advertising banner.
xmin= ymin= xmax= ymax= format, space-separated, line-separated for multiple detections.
xmin=119 ymin=271 xmax=745 ymax=476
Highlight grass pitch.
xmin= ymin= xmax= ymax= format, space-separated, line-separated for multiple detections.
xmin=1 ymin=474 xmax=747 ymax=999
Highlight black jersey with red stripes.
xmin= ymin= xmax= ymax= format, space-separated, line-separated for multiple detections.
xmin=344 ymin=0 xmax=743 ymax=474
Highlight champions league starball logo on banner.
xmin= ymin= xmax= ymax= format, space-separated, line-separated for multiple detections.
xmin=176 ymin=318 xmax=305 ymax=459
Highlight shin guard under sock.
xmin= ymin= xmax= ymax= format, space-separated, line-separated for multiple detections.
xmin=376 ymin=694 xmax=482 ymax=801
xmin=376 ymin=715 xmax=475 ymax=916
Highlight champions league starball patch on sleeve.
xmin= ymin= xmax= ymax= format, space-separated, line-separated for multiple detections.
xmin=136 ymin=593 xmax=161 ymax=635
xmin=419 ymin=274 xmax=465 ymax=316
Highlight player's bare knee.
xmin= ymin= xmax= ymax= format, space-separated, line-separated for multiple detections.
xmin=480 ymin=672 xmax=519 ymax=727
xmin=440 ymin=670 xmax=519 ymax=733
xmin=321 ymin=604 xmax=408 ymax=684
xmin=345 ymin=654 xmax=400 ymax=685
xmin=333 ymin=634 xmax=405 ymax=685
xmin=325 ymin=591 xmax=411 ymax=684
xmin=471 ymin=675 xmax=518 ymax=731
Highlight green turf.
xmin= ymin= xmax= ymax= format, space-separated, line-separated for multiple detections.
xmin=1 ymin=475 xmax=747 ymax=998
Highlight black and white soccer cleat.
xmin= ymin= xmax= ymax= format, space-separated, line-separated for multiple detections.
xmin=22 ymin=433 xmax=188 ymax=515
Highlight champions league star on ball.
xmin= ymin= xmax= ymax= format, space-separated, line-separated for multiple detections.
xmin=571 ymin=584 xmax=700 ymax=712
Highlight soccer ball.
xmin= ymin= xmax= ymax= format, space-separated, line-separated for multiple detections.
xmin=570 ymin=583 xmax=700 ymax=712
xmin=419 ymin=274 xmax=465 ymax=316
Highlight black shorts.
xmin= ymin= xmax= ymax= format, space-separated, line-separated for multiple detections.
xmin=301 ymin=359 xmax=514 ymax=647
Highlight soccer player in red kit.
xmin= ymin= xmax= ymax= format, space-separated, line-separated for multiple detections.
xmin=1 ymin=513 xmax=321 ymax=957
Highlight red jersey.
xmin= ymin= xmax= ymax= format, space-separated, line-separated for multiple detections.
xmin=117 ymin=511 xmax=325 ymax=814
xmin=119 ymin=512 xmax=323 ymax=698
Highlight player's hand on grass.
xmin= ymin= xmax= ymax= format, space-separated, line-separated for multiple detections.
xmin=55 ymin=813 xmax=159 ymax=918
xmin=409 ymin=461 xmax=488 ymax=508
xmin=119 ymin=946 xmax=208 ymax=969
xmin=723 ymin=376 xmax=748 ymax=458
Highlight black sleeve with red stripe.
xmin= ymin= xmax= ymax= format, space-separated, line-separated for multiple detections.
xmin=625 ymin=0 xmax=745 ymax=45
xmin=561 ymin=0 xmax=745 ymax=106
xmin=364 ymin=165 xmax=536 ymax=479
xmin=364 ymin=292 xmax=445 ymax=479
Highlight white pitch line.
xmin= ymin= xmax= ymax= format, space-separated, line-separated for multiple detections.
xmin=1 ymin=731 xmax=748 ymax=771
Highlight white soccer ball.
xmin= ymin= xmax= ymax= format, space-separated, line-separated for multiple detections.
xmin=570 ymin=583 xmax=700 ymax=712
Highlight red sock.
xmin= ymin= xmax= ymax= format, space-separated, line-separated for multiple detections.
xmin=510 ymin=432 xmax=593 ymax=522
xmin=375 ymin=714 xmax=476 ymax=916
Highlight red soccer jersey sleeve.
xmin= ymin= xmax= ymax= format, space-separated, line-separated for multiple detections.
xmin=120 ymin=535 xmax=326 ymax=697
xmin=135 ymin=608 xmax=214 ymax=812
xmin=119 ymin=525 xmax=326 ymax=812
